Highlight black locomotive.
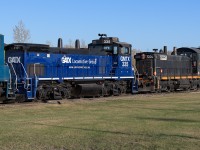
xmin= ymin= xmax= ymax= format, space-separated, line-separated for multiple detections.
xmin=134 ymin=46 xmax=200 ymax=92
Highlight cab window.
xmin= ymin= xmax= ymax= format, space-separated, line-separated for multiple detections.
xmin=113 ymin=46 xmax=118 ymax=54
xmin=121 ymin=47 xmax=130 ymax=55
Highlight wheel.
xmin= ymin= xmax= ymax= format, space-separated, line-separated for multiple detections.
xmin=166 ymin=86 xmax=171 ymax=92
xmin=36 ymin=90 xmax=45 ymax=100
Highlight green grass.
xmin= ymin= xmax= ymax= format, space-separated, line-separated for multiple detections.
xmin=0 ymin=92 xmax=200 ymax=150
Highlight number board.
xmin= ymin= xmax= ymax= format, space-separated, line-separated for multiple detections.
xmin=160 ymin=55 xmax=167 ymax=60
xmin=101 ymin=38 xmax=112 ymax=44
xmin=146 ymin=55 xmax=154 ymax=59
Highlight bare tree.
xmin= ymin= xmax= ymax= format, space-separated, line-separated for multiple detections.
xmin=13 ymin=20 xmax=31 ymax=43
xmin=46 ymin=40 xmax=54 ymax=47
xmin=81 ymin=39 xmax=87 ymax=48
xmin=64 ymin=39 xmax=74 ymax=48
xmin=68 ymin=39 xmax=74 ymax=48
xmin=132 ymin=49 xmax=142 ymax=66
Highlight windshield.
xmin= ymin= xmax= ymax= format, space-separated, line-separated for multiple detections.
xmin=136 ymin=59 xmax=153 ymax=76
xmin=120 ymin=47 xmax=130 ymax=55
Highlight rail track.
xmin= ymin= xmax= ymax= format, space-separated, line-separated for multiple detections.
xmin=1 ymin=89 xmax=200 ymax=106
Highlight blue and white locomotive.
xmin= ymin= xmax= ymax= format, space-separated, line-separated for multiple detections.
xmin=5 ymin=34 xmax=137 ymax=101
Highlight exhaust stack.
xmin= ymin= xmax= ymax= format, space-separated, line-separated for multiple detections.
xmin=75 ymin=39 xmax=80 ymax=49
xmin=164 ymin=46 xmax=167 ymax=54
xmin=173 ymin=47 xmax=177 ymax=55
xmin=58 ymin=38 xmax=63 ymax=48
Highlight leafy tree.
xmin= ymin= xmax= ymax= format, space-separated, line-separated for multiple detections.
xmin=13 ymin=20 xmax=31 ymax=43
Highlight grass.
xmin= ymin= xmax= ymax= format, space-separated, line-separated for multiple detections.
xmin=0 ymin=92 xmax=200 ymax=150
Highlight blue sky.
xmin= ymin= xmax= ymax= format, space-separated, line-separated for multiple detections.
xmin=1 ymin=0 xmax=200 ymax=51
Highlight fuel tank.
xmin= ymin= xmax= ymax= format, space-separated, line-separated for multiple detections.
xmin=71 ymin=84 xmax=102 ymax=97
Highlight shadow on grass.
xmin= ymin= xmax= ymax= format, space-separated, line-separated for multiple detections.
xmin=136 ymin=117 xmax=200 ymax=123
xmin=30 ymin=122 xmax=131 ymax=136
xmin=106 ymin=105 xmax=200 ymax=113
xmin=138 ymin=107 xmax=200 ymax=113
xmin=30 ymin=121 xmax=200 ymax=140
xmin=155 ymin=133 xmax=200 ymax=140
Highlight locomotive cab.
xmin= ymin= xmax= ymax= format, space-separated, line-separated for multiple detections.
xmin=89 ymin=34 xmax=137 ymax=93
xmin=88 ymin=34 xmax=131 ymax=55
xmin=176 ymin=47 xmax=200 ymax=75
xmin=88 ymin=34 xmax=134 ymax=76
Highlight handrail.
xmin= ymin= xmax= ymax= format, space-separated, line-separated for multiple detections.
xmin=5 ymin=63 xmax=12 ymax=89
xmin=132 ymin=65 xmax=139 ymax=85
xmin=20 ymin=62 xmax=30 ymax=89
xmin=34 ymin=63 xmax=40 ymax=80
xmin=20 ymin=62 xmax=29 ymax=79
xmin=10 ymin=63 xmax=18 ymax=91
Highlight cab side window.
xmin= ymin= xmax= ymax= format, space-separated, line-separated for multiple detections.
xmin=113 ymin=46 xmax=118 ymax=54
